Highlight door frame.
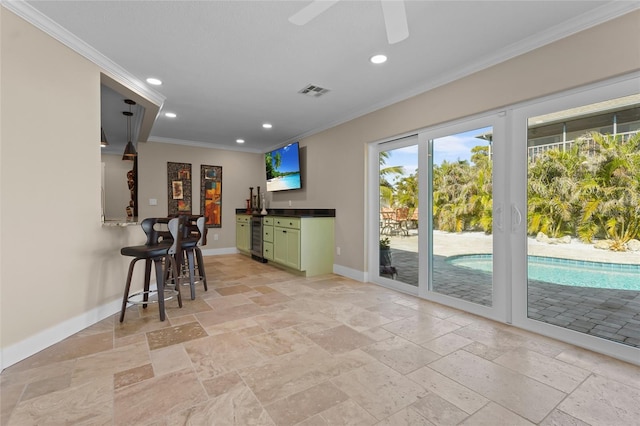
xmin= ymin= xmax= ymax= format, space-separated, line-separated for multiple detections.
xmin=367 ymin=72 xmax=639 ymax=365
xmin=368 ymin=112 xmax=508 ymax=323
xmin=509 ymin=73 xmax=640 ymax=365
xmin=418 ymin=114 xmax=508 ymax=322
xmin=368 ymin=134 xmax=420 ymax=296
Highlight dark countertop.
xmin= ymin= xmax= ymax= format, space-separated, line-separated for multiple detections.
xmin=235 ymin=208 xmax=335 ymax=218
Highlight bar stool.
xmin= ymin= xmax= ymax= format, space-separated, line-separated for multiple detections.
xmin=119 ymin=217 xmax=184 ymax=322
xmin=175 ymin=215 xmax=208 ymax=299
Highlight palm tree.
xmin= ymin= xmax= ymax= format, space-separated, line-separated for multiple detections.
xmin=527 ymin=144 xmax=583 ymax=238
xmin=467 ymin=145 xmax=493 ymax=233
xmin=379 ymin=151 xmax=404 ymax=207
xmin=395 ymin=172 xmax=418 ymax=210
xmin=431 ymin=145 xmax=494 ymax=234
xmin=433 ymin=160 xmax=471 ymax=232
xmin=273 ymin=151 xmax=282 ymax=172
xmin=265 ymin=152 xmax=275 ymax=180
xmin=578 ymin=131 xmax=640 ymax=248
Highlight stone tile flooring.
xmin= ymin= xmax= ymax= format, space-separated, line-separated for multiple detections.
xmin=385 ymin=248 xmax=640 ymax=348
xmin=2 ymin=254 xmax=640 ymax=425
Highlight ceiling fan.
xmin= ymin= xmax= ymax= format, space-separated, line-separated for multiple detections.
xmin=289 ymin=0 xmax=409 ymax=45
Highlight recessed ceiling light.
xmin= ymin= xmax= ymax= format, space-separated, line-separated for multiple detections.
xmin=164 ymin=112 xmax=177 ymax=118
xmin=236 ymin=139 xmax=245 ymax=144
xmin=146 ymin=77 xmax=162 ymax=85
xmin=370 ymin=54 xmax=387 ymax=64
xmin=262 ymin=123 xmax=273 ymax=129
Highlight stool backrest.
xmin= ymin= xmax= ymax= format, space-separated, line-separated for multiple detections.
xmin=196 ymin=216 xmax=207 ymax=246
xmin=140 ymin=217 xmax=174 ymax=245
xmin=167 ymin=216 xmax=185 ymax=255
xmin=141 ymin=218 xmax=162 ymax=245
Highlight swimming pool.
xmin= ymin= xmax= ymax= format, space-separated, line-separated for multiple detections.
xmin=446 ymin=254 xmax=640 ymax=291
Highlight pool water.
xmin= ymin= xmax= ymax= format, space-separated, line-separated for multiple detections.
xmin=447 ymin=254 xmax=640 ymax=291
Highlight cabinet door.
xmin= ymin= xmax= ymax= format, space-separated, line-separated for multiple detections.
xmin=273 ymin=227 xmax=288 ymax=264
xmin=236 ymin=222 xmax=250 ymax=251
xmin=284 ymin=228 xmax=300 ymax=269
xmin=274 ymin=227 xmax=300 ymax=269
xmin=263 ymin=225 xmax=274 ymax=243
xmin=263 ymin=241 xmax=274 ymax=260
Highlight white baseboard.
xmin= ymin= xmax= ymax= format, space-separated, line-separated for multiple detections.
xmin=201 ymin=247 xmax=238 ymax=256
xmin=1 ymin=298 xmax=122 ymax=371
xmin=333 ymin=264 xmax=367 ymax=282
xmin=1 ymin=254 xmax=365 ymax=372
xmin=0 ymin=251 xmax=245 ymax=371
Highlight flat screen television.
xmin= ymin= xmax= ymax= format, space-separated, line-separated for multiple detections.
xmin=265 ymin=142 xmax=302 ymax=192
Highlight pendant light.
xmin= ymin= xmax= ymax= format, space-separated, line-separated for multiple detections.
xmin=122 ymin=99 xmax=137 ymax=160
xmin=100 ymin=127 xmax=109 ymax=148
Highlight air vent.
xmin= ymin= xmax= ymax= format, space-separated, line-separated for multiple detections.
xmin=298 ymin=84 xmax=330 ymax=98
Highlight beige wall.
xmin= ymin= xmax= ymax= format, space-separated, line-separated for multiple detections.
xmin=136 ymin=142 xmax=264 ymax=250
xmin=1 ymin=7 xmax=638 ymax=369
xmin=267 ymin=10 xmax=640 ymax=272
xmin=0 ymin=10 xmax=144 ymax=367
xmin=0 ymin=5 xmax=4 ymax=370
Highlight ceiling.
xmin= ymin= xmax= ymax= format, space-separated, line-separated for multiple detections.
xmin=14 ymin=1 xmax=639 ymax=154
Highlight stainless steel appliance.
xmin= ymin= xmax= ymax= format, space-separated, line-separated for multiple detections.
xmin=250 ymin=216 xmax=267 ymax=262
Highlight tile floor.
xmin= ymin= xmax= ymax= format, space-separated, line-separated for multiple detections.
xmin=2 ymin=254 xmax=639 ymax=425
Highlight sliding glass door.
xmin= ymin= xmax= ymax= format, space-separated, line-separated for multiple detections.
xmin=370 ymin=115 xmax=507 ymax=321
xmin=375 ymin=136 xmax=420 ymax=294
xmin=369 ymin=75 xmax=639 ymax=364
xmin=429 ymin=126 xmax=495 ymax=307
xmin=511 ymin=77 xmax=640 ymax=364
xmin=422 ymin=116 xmax=508 ymax=321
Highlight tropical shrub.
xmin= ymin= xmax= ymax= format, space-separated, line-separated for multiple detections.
xmin=380 ymin=131 xmax=640 ymax=250
xmin=527 ymin=143 xmax=583 ymax=238
xmin=577 ymin=132 xmax=640 ymax=246
xmin=432 ymin=146 xmax=492 ymax=233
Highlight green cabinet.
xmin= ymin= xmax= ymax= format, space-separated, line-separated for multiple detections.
xmin=268 ymin=216 xmax=334 ymax=276
xmin=263 ymin=217 xmax=274 ymax=260
xmin=273 ymin=219 xmax=301 ymax=269
xmin=235 ymin=214 xmax=251 ymax=253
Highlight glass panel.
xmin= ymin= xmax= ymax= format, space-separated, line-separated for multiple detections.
xmin=431 ymin=127 xmax=493 ymax=306
xmin=527 ymin=94 xmax=640 ymax=348
xmin=379 ymin=146 xmax=419 ymax=286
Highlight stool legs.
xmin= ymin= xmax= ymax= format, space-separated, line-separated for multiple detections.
xmin=120 ymin=258 xmax=141 ymax=323
xmin=142 ymin=259 xmax=152 ymax=308
xmin=165 ymin=254 xmax=183 ymax=310
xmin=195 ymin=247 xmax=208 ymax=292
xmin=156 ymin=254 xmax=183 ymax=321
xmin=181 ymin=247 xmax=207 ymax=300
xmin=185 ymin=249 xmax=196 ymax=300
xmin=154 ymin=257 xmax=167 ymax=321
xmin=119 ymin=255 xmax=183 ymax=323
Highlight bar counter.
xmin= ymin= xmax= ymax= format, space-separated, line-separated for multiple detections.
xmin=234 ymin=208 xmax=335 ymax=217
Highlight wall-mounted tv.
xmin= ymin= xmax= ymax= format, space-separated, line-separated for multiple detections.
xmin=265 ymin=142 xmax=302 ymax=192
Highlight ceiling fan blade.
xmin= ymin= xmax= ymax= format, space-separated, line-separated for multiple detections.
xmin=381 ymin=0 xmax=409 ymax=44
xmin=289 ymin=0 xmax=340 ymax=26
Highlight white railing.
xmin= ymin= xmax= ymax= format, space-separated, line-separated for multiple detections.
xmin=528 ymin=130 xmax=639 ymax=162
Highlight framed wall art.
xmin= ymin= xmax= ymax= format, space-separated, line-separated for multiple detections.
xmin=200 ymin=165 xmax=222 ymax=227
xmin=167 ymin=162 xmax=192 ymax=215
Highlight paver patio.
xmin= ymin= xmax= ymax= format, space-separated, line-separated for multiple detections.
xmin=380 ymin=231 xmax=640 ymax=348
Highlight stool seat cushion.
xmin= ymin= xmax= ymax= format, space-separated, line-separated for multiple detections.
xmin=121 ymin=243 xmax=171 ymax=258
xmin=181 ymin=236 xmax=199 ymax=248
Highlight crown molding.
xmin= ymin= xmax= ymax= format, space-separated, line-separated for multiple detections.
xmin=149 ymin=137 xmax=264 ymax=154
xmin=1 ymin=0 xmax=166 ymax=108
xmin=287 ymin=1 xmax=640 ymax=145
xmin=5 ymin=0 xmax=636 ymax=151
